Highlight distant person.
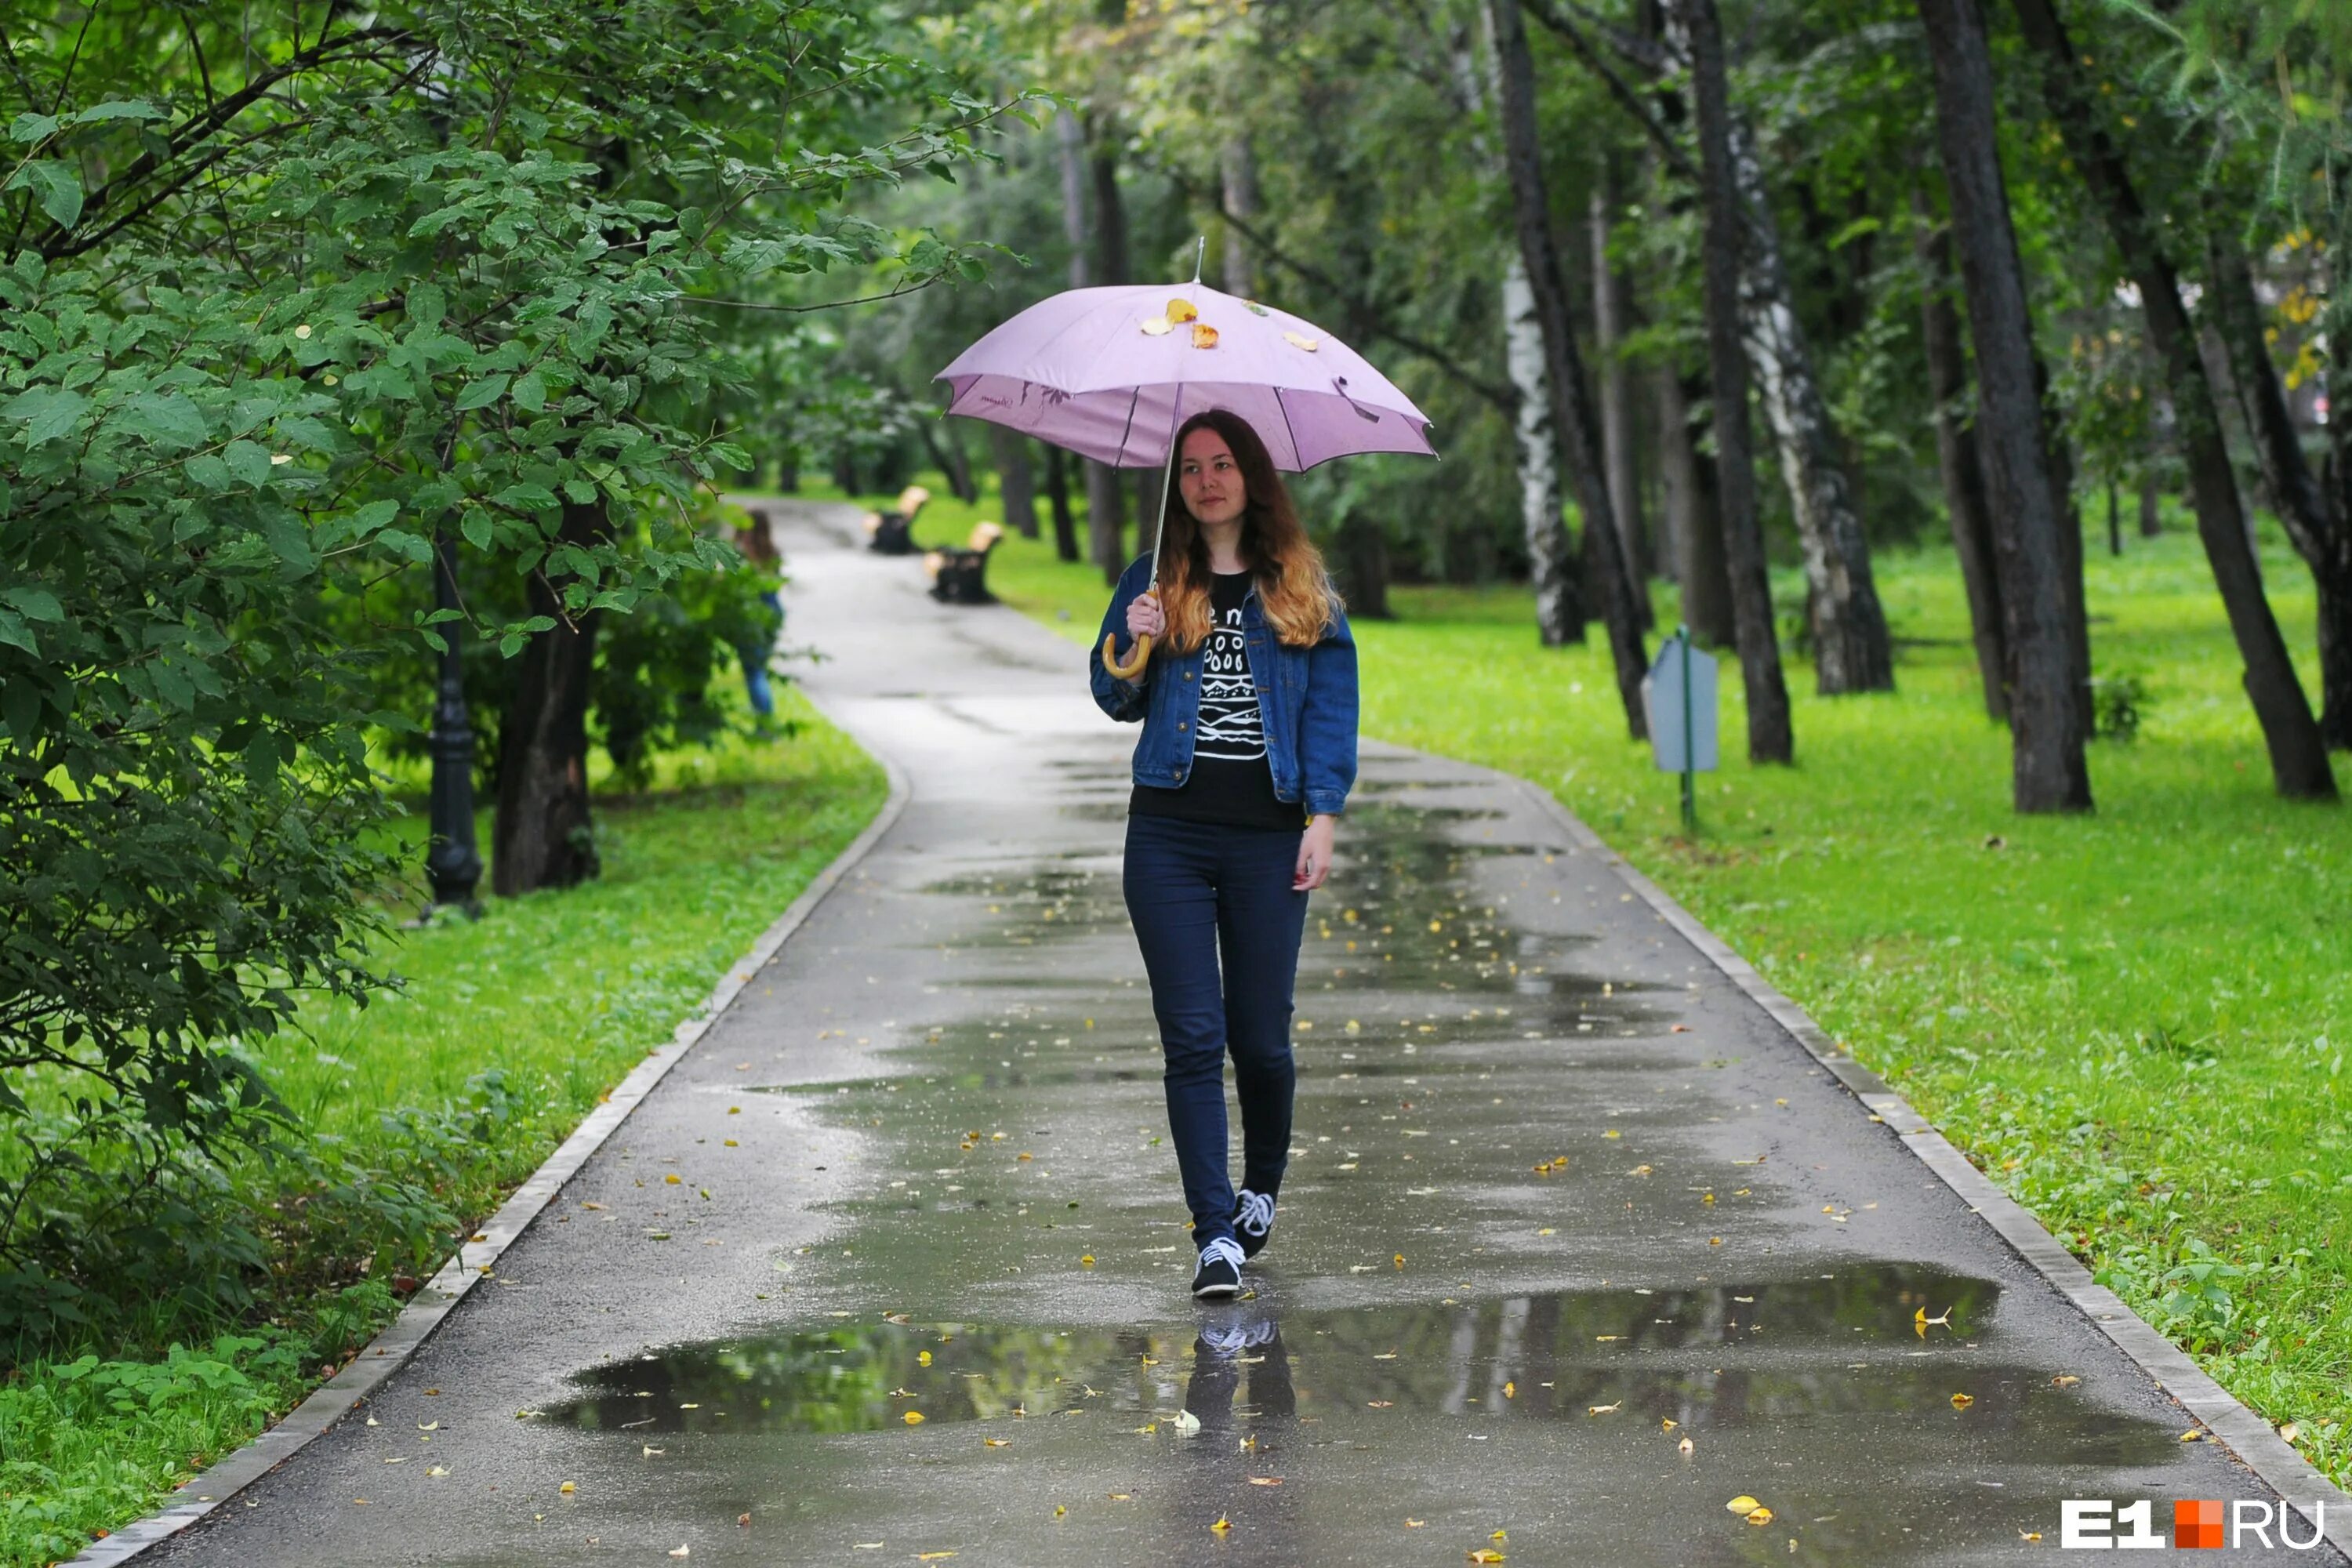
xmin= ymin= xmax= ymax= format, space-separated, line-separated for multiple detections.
xmin=732 ymin=509 xmax=786 ymax=722
xmin=1087 ymin=409 xmax=1359 ymax=1300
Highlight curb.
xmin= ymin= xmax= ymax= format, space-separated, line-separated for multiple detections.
xmin=73 ymin=756 xmax=913 ymax=1566
xmin=1512 ymin=776 xmax=2350 ymax=1556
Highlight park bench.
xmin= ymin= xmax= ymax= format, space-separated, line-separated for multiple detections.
xmin=862 ymin=484 xmax=931 ymax=555
xmin=925 ymin=521 xmax=1006 ymax=604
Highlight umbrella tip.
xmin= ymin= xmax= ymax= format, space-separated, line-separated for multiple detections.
xmin=1193 ymin=235 xmax=1205 ymax=283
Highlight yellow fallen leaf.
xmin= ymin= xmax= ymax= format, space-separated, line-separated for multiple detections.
xmin=2020 ymin=1530 xmax=2043 ymax=1542
xmin=1210 ymin=1516 xmax=1232 ymax=1534
xmin=1726 ymin=1496 xmax=1761 ymax=1514
xmin=918 ymin=1350 xmax=932 ymax=1367
xmin=2052 ymin=1374 xmax=2081 ymax=1388
xmin=2280 ymin=1421 xmax=2302 ymax=1443
xmin=1679 ymin=1436 xmax=1694 ymax=1456
xmin=426 ymin=1466 xmax=448 ymax=1478
xmin=1168 ymin=299 xmax=1199 ymax=324
xmin=1054 ymin=1505 xmax=1067 ymax=1518
xmin=1950 ymin=1393 xmax=1975 ymax=1410
xmin=1191 ymin=322 xmax=1220 ymax=350
xmin=560 ymin=1481 xmax=576 ymax=1494
xmin=1503 ymin=1381 xmax=1516 ymax=1399
xmin=916 ymin=1555 xmax=956 ymax=1563
xmin=1468 ymin=1552 xmax=1504 ymax=1564
xmin=1282 ymin=330 xmax=1319 ymax=352
xmin=1081 ymin=1254 xmax=1096 ymax=1267
xmin=1661 ymin=1417 xmax=1678 ymax=1431
xmin=1744 ymin=1507 xmax=1773 ymax=1526
xmin=904 ymin=1411 xmax=926 ymax=1425
xmin=1394 ymin=1254 xmax=1406 ymax=1269
xmin=1587 ymin=1401 xmax=1621 ymax=1415
xmin=1603 ymin=1129 xmax=1621 ymax=1139
xmin=1109 ymin=1493 xmax=1131 ymax=1501
xmin=983 ymin=1438 xmax=1009 ymax=1447
xmin=1141 ymin=316 xmax=1172 ymax=336
xmin=2180 ymin=1428 xmax=2203 ymax=1442
xmin=665 ymin=1173 xmax=681 ymax=1185
xmin=417 ymin=1421 xmax=438 ymax=1432
xmin=669 ymin=1548 xmax=689 ymax=1559
xmin=1492 ymin=1530 xmax=1508 ymax=1541
xmin=1248 ymin=1476 xmax=1283 ymax=1486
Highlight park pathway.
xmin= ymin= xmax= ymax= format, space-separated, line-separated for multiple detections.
xmin=150 ymin=499 xmax=2338 ymax=1566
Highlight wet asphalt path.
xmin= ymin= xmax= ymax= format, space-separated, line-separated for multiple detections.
xmin=153 ymin=500 xmax=2334 ymax=1566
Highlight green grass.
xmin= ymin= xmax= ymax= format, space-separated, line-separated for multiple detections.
xmin=1 ymin=685 xmax=887 ymax=1568
xmin=813 ymin=466 xmax=2352 ymax=1486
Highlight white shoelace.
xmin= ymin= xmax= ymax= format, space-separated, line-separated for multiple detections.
xmin=1236 ymin=1189 xmax=1276 ymax=1237
xmin=1199 ymin=1236 xmax=1245 ymax=1271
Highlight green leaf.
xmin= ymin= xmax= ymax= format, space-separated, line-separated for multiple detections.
xmin=498 ymin=630 xmax=528 ymax=658
xmin=68 ymin=99 xmax=165 ymax=125
xmin=117 ymin=391 xmax=208 ymax=448
xmin=2 ymin=585 xmax=63 ymax=622
xmin=511 ymin=370 xmax=547 ymax=413
xmin=6 ymin=160 xmax=84 ymax=230
xmin=185 ymin=453 xmax=230 ymax=491
xmin=376 ymin=528 xmax=434 ymax=564
xmin=493 ymin=482 xmax=559 ymax=514
xmin=459 ymin=507 xmax=493 ymax=550
xmin=0 ymin=606 xmax=34 ymax=656
xmin=454 ymin=374 xmax=510 ymax=411
xmin=223 ymin=439 xmax=274 ymax=489
xmin=407 ymin=283 xmax=446 ymax=326
xmin=350 ymin=499 xmax=399 ymax=535
xmin=561 ymin=478 xmax=597 ymax=505
xmin=9 ymin=113 xmax=60 ymax=144
xmin=4 ymin=386 xmax=89 ymax=445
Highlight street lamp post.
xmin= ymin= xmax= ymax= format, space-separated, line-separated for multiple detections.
xmin=424 ymin=528 xmax=483 ymax=916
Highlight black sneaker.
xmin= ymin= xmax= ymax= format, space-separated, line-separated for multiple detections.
xmin=1232 ymin=1188 xmax=1277 ymax=1260
xmin=1191 ymin=1236 xmax=1244 ymax=1299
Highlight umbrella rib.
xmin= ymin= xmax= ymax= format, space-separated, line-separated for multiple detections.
xmin=1114 ymin=384 xmax=1144 ymax=468
xmin=1274 ymin=387 xmax=1305 ymax=473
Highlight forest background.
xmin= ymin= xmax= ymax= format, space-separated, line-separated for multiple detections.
xmin=0 ymin=0 xmax=2345 ymax=1561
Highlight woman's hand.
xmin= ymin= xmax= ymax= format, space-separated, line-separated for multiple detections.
xmin=1125 ymin=590 xmax=1166 ymax=641
xmin=1294 ymin=814 xmax=1337 ymax=892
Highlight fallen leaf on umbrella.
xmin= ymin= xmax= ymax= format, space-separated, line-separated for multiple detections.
xmin=1192 ymin=322 xmax=1219 ymax=349
xmin=1244 ymin=301 xmax=1269 ymax=316
xmin=1168 ymin=299 xmax=1200 ymax=324
xmin=1283 ymin=330 xmax=1319 ymax=352
xmin=1141 ymin=316 xmax=1172 ymax=336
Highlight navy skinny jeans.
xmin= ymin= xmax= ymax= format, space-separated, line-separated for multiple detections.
xmin=1122 ymin=815 xmax=1310 ymax=1247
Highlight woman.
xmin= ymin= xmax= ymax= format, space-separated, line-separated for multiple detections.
xmin=1088 ymin=409 xmax=1359 ymax=1300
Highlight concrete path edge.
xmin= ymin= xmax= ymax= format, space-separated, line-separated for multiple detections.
xmin=70 ymin=757 xmax=914 ymax=1568
xmin=1511 ymin=776 xmax=2350 ymax=1553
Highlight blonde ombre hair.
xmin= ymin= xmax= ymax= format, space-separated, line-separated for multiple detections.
xmin=1155 ymin=410 xmax=1342 ymax=653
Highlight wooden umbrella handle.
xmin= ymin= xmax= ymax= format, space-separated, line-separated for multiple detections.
xmin=1102 ymin=630 xmax=1152 ymax=681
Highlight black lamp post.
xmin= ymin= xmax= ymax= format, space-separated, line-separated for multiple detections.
xmin=423 ymin=528 xmax=483 ymax=915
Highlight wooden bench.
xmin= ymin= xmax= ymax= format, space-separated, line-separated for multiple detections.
xmin=924 ymin=521 xmax=1006 ymax=604
xmin=862 ymin=484 xmax=931 ymax=555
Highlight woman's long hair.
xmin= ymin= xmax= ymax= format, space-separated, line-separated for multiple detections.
xmin=1154 ymin=410 xmax=1341 ymax=652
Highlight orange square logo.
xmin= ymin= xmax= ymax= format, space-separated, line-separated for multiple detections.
xmin=2174 ymin=1499 xmax=2225 ymax=1549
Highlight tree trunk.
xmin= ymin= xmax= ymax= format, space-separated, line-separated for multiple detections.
xmin=2209 ymin=223 xmax=2352 ymax=751
xmin=2139 ymin=468 xmax=2161 ymax=536
xmin=1456 ymin=30 xmax=1582 ymax=646
xmin=1044 ymin=442 xmax=1080 ymax=563
xmin=990 ymin=426 xmax=1038 ymax=540
xmin=1659 ymin=365 xmax=1736 ymax=647
xmin=922 ymin=423 xmax=975 ymax=504
xmin=1914 ymin=198 xmax=2009 ymax=721
xmin=1221 ymin=136 xmax=1259 ymax=297
xmin=2009 ymin=0 xmax=2334 ymax=798
xmin=493 ymin=499 xmax=608 ymax=894
xmin=1503 ymin=258 xmax=1584 ymax=644
xmin=1334 ymin=510 xmax=1392 ymax=619
xmin=1083 ymin=114 xmax=1133 ymax=583
xmin=2037 ymin=364 xmax=2094 ymax=745
xmin=1590 ymin=173 xmax=1650 ymax=611
xmin=1486 ymin=0 xmax=1648 ymax=735
xmin=1056 ymin=110 xmax=1091 ymax=291
xmin=1679 ymin=0 xmax=1792 ymax=764
xmin=1918 ymin=0 xmax=2091 ymax=812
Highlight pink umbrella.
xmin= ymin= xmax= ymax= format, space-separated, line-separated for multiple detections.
xmin=935 ymin=250 xmax=1436 ymax=676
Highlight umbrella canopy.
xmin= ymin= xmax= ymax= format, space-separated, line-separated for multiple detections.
xmin=935 ymin=282 xmax=1436 ymax=472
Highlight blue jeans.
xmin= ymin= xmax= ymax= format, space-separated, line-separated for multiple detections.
xmin=1122 ymin=815 xmax=1309 ymax=1247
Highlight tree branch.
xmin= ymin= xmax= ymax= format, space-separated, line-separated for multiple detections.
xmin=1518 ymin=0 xmax=1699 ymax=183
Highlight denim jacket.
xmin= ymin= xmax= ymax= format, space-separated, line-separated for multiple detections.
xmin=1088 ymin=553 xmax=1359 ymax=818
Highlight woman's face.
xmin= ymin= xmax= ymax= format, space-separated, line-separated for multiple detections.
xmin=1178 ymin=428 xmax=1247 ymax=528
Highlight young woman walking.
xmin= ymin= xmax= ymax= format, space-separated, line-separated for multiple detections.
xmin=1087 ymin=409 xmax=1359 ymax=1300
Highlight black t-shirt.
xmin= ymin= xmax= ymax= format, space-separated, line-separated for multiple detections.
xmin=1129 ymin=572 xmax=1302 ymax=832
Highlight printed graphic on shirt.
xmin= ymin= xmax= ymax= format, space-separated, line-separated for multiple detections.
xmin=1194 ymin=604 xmax=1265 ymax=760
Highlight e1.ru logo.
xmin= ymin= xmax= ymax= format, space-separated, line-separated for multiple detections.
xmin=2061 ymin=1498 xmax=2329 ymax=1549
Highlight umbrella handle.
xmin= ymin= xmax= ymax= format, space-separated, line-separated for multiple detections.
xmin=1102 ymin=630 xmax=1152 ymax=681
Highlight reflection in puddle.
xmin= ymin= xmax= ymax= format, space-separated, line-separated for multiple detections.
xmin=550 ymin=1264 xmax=2150 ymax=1450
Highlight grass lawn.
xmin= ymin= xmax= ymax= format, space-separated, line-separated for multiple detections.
xmin=0 ymin=685 xmax=886 ymax=1568
xmin=820 ymin=466 xmax=2352 ymax=1488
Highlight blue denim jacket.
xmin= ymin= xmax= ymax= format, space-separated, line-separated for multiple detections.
xmin=1089 ymin=554 xmax=1359 ymax=817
